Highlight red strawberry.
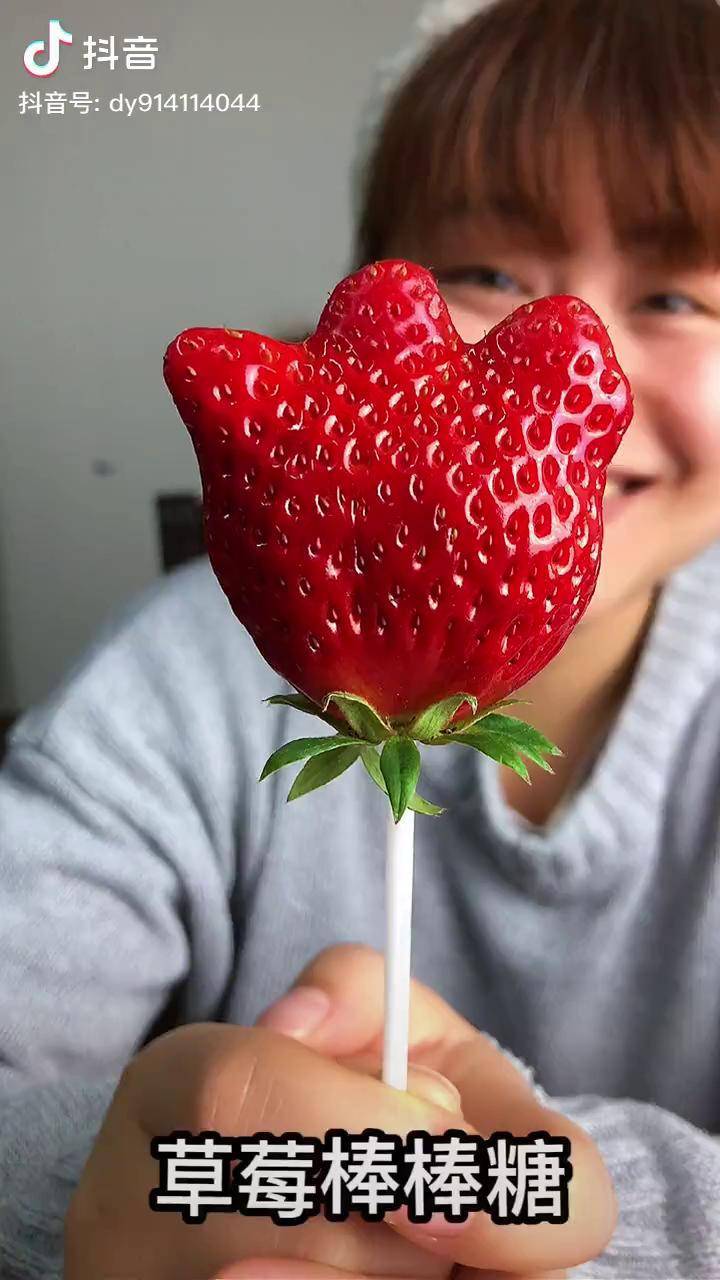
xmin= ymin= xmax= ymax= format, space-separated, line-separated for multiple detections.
xmin=163 ymin=259 xmax=632 ymax=818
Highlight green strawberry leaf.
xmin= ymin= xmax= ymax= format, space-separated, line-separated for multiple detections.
xmin=453 ymin=731 xmax=532 ymax=785
xmin=287 ymin=744 xmax=364 ymax=802
xmin=444 ymin=697 xmax=527 ymax=734
xmin=322 ymin=691 xmax=393 ymax=743
xmin=264 ymin=693 xmax=346 ymax=731
xmin=360 ymin=748 xmax=445 ymax=816
xmin=408 ymin=693 xmax=478 ymax=741
xmin=259 ymin=735 xmax=368 ymax=781
xmin=264 ymin=692 xmax=319 ymax=713
xmin=360 ymin=745 xmax=388 ymax=793
xmin=452 ymin=710 xmax=563 ymax=780
xmin=405 ymin=791 xmax=446 ymax=817
xmin=380 ymin=737 xmax=422 ymax=823
xmin=479 ymin=714 xmax=563 ymax=767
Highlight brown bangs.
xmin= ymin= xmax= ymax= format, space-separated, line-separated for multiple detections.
xmin=353 ymin=0 xmax=720 ymax=272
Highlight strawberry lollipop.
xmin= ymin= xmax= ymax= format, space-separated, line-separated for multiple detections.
xmin=163 ymin=258 xmax=633 ymax=1088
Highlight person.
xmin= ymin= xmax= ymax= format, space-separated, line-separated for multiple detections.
xmin=3 ymin=0 xmax=720 ymax=1275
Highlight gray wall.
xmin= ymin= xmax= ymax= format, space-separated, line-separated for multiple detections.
xmin=2 ymin=0 xmax=421 ymax=709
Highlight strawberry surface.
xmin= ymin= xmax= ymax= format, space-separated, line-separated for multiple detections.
xmin=163 ymin=259 xmax=633 ymax=726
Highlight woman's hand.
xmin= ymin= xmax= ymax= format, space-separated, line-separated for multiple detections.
xmin=218 ymin=942 xmax=617 ymax=1278
xmin=64 ymin=1015 xmax=457 ymax=1280
xmin=65 ymin=942 xmax=615 ymax=1279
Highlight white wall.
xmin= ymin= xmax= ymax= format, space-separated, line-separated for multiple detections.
xmin=1 ymin=0 xmax=420 ymax=708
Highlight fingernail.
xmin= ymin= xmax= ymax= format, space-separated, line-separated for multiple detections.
xmin=406 ymin=1064 xmax=462 ymax=1115
xmin=256 ymin=985 xmax=331 ymax=1039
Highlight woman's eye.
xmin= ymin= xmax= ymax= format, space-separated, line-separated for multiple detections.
xmin=641 ymin=291 xmax=701 ymax=315
xmin=434 ymin=265 xmax=523 ymax=293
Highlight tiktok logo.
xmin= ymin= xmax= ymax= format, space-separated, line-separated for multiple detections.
xmin=23 ymin=18 xmax=73 ymax=77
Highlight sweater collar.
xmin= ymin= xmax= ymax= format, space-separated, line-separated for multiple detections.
xmin=422 ymin=540 xmax=720 ymax=903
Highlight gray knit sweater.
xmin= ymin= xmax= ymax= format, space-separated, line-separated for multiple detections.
xmin=2 ymin=544 xmax=720 ymax=1278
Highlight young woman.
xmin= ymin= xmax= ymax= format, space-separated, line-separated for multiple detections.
xmin=4 ymin=2 xmax=720 ymax=1277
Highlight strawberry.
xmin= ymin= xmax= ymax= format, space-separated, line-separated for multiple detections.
xmin=163 ymin=259 xmax=633 ymax=820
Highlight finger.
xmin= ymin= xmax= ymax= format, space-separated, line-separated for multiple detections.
xmin=256 ymin=942 xmax=477 ymax=1063
xmin=383 ymin=1091 xmax=615 ymax=1276
xmin=128 ymin=1022 xmax=461 ymax=1146
xmin=258 ymin=946 xmax=616 ymax=1273
xmin=216 ymin=1260 xmax=569 ymax=1279
xmin=343 ymin=1054 xmax=463 ymax=1116
xmin=123 ymin=1021 xmax=461 ymax=1277
xmin=460 ymin=1271 xmax=567 ymax=1280
xmin=214 ymin=1260 xmax=426 ymax=1279
xmin=477 ymin=1274 xmax=566 ymax=1279
xmin=257 ymin=944 xmax=545 ymax=1117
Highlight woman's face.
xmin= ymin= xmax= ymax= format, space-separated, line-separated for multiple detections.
xmin=388 ymin=164 xmax=720 ymax=623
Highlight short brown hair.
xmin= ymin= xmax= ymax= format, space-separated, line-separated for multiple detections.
xmin=353 ymin=0 xmax=720 ymax=272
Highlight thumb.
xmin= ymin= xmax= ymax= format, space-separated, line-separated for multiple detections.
xmin=332 ymin=1049 xmax=463 ymax=1117
xmin=404 ymin=1063 xmax=463 ymax=1114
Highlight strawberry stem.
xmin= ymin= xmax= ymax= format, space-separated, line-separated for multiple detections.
xmin=260 ymin=688 xmax=562 ymax=822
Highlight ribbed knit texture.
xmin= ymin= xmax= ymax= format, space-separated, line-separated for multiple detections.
xmin=2 ymin=544 xmax=720 ymax=1277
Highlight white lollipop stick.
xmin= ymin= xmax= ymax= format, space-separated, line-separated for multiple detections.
xmin=382 ymin=805 xmax=416 ymax=1091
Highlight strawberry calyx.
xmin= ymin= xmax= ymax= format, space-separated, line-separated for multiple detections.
xmin=259 ymin=690 xmax=563 ymax=823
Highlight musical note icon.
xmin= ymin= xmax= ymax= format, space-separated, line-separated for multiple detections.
xmin=24 ymin=19 xmax=73 ymax=78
